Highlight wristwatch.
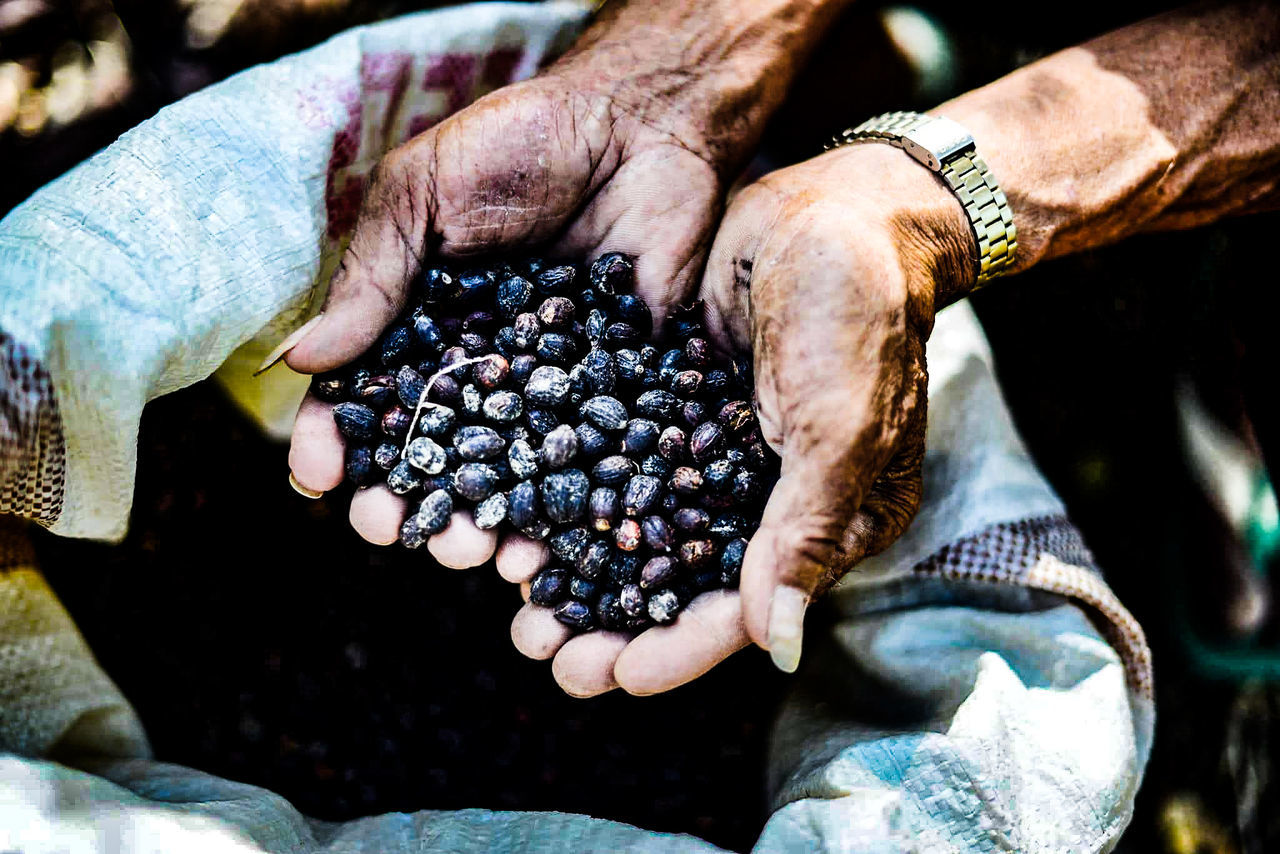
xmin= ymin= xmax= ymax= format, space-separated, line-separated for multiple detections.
xmin=827 ymin=111 xmax=1017 ymax=287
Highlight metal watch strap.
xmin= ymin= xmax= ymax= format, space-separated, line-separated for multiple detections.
xmin=828 ymin=111 xmax=1017 ymax=287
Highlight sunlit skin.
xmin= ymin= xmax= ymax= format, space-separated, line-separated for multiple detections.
xmin=286 ymin=0 xmax=1280 ymax=695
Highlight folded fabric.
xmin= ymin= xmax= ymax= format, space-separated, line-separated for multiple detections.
xmin=0 ymin=3 xmax=1152 ymax=851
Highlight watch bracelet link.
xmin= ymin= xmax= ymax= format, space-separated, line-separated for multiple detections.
xmin=830 ymin=111 xmax=1017 ymax=288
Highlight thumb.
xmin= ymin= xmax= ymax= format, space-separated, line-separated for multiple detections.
xmin=285 ymin=149 xmax=434 ymax=374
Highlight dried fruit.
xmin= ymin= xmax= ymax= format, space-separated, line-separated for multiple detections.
xmin=647 ymin=589 xmax=681 ymax=624
xmin=541 ymin=469 xmax=590 ymax=523
xmin=345 ymin=446 xmax=376 ymax=486
xmin=554 ymin=599 xmax=595 ymax=630
xmin=640 ymin=555 xmax=678 ymax=589
xmin=333 ymin=402 xmax=378 ymax=441
xmin=454 ymin=463 xmax=498 ymax=502
xmin=530 ymin=568 xmax=570 ymax=605
xmin=416 ymin=488 xmax=453 ymax=535
xmin=589 ymin=252 xmax=633 ymax=294
xmin=542 ymin=424 xmax=579 ymax=469
xmin=473 ymin=492 xmax=508 ymax=529
xmin=483 ymin=390 xmax=523 ymax=422
xmin=580 ymin=396 xmax=629 ymax=432
xmin=508 ymin=481 xmax=540 ymax=529
xmin=592 ymin=454 xmax=637 ymax=486
xmin=590 ymin=487 xmax=619 ymax=531
xmin=615 ymin=518 xmax=642 ymax=551
xmin=525 ymin=365 xmax=571 ymax=407
xmin=453 ymin=426 xmax=504 ymax=461
xmin=508 ymin=439 xmax=540 ymax=479
xmin=474 ymin=355 xmax=510 ymax=390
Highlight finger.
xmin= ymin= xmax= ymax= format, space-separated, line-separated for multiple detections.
xmin=288 ymin=394 xmax=345 ymax=493
xmin=285 ymin=147 xmax=432 ymax=373
xmin=510 ymin=603 xmax=573 ymax=660
xmin=552 ymin=631 xmax=631 ymax=698
xmin=348 ymin=486 xmax=408 ymax=545
xmin=555 ymin=146 xmax=720 ymax=330
xmin=428 ymin=510 xmax=499 ymax=569
xmin=495 ymin=534 xmax=550 ymax=583
xmin=614 ymin=590 xmax=748 ymax=695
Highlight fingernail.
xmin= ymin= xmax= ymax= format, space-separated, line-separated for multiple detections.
xmin=289 ymin=471 xmax=323 ymax=499
xmin=254 ymin=314 xmax=325 ymax=376
xmin=767 ymin=585 xmax=808 ymax=673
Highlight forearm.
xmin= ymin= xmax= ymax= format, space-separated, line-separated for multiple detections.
xmin=937 ymin=0 xmax=1280 ymax=289
xmin=552 ymin=0 xmax=854 ymax=173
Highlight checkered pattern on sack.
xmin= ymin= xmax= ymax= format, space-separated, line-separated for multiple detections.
xmin=914 ymin=515 xmax=1153 ymax=699
xmin=0 ymin=333 xmax=65 ymax=527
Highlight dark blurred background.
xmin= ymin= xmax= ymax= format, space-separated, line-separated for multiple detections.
xmin=6 ymin=1 xmax=1278 ymax=851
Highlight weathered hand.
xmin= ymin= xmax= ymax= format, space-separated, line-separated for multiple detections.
xmin=505 ymin=143 xmax=975 ymax=696
xmin=283 ymin=68 xmax=724 ymax=562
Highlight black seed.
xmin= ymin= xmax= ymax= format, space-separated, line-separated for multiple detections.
xmin=458 ymin=332 xmax=490 ymax=357
xmin=454 ymin=463 xmax=498 ymax=502
xmin=417 ymin=488 xmax=454 ymax=534
xmin=345 ymin=446 xmax=376 ymax=486
xmin=381 ymin=404 xmax=413 ymax=439
xmin=358 ymin=375 xmax=396 ymax=410
xmin=542 ymin=424 xmax=579 ymax=469
xmin=573 ymin=422 xmax=612 ymax=458
xmin=525 ymin=365 xmax=571 ymax=407
xmin=596 ymin=591 xmax=624 ymax=629
xmin=347 ymin=367 xmax=373 ymax=398
xmin=453 ymin=426 xmax=504 ymax=461
xmin=613 ymin=294 xmax=652 ymax=335
xmin=537 ymin=296 xmax=576 ymax=329
xmin=677 ymin=538 xmax=717 ymax=569
xmin=526 ymin=407 xmax=560 ymax=435
xmin=641 ymin=369 xmax=663 ymax=389
xmin=670 ymin=466 xmax=703 ymax=496
xmin=374 ymin=442 xmax=401 ymax=470
xmin=659 ymin=349 xmax=685 ymax=383
xmin=569 ymin=577 xmax=599 ymax=603
xmin=593 ymin=454 xmax=637 ymax=486
xmin=640 ymin=345 xmax=659 ymax=367
xmin=536 ymin=333 xmax=578 ymax=364
xmin=658 ymin=426 xmax=687 ymax=460
xmin=522 ymin=519 xmax=552 ymax=540
xmin=581 ymin=349 xmax=617 ymax=396
xmin=387 ymin=460 xmax=425 ymax=495
xmin=635 ymin=390 xmax=679 ymax=420
xmin=703 ymin=459 xmax=735 ymax=494
xmin=428 ymin=374 xmax=461 ymax=404
xmin=586 ymin=309 xmax=607 ymax=347
xmin=621 ymin=418 xmax=660 ymax=455
xmin=513 ymin=313 xmax=541 ymax=349
xmin=590 ymin=487 xmax=619 ymax=531
xmin=673 ymin=507 xmax=711 ymax=533
xmin=541 ymin=468 xmax=591 ymax=523
xmin=420 ymin=268 xmax=458 ymax=303
xmin=508 ymin=439 xmax=540 ymax=479
xmin=642 ymin=515 xmax=674 ymax=551
xmin=640 ymin=454 xmax=674 ymax=479
xmin=461 ymin=384 xmax=482 ymax=416
xmin=615 ymin=349 xmax=645 ymax=383
xmin=399 ymin=514 xmax=429 ymax=549
xmin=334 ymin=402 xmax=378 ymax=441
xmin=406 ymin=436 xmax=446 ymax=473
xmin=681 ymin=401 xmax=708 ymax=429
xmin=530 ymin=568 xmax=570 ymax=606
xmin=379 ymin=324 xmax=413 ymax=365
xmin=549 ymin=526 xmax=592 ymax=562
xmin=709 ymin=513 xmax=749 ymax=539
xmin=576 ymin=541 xmax=612 ymax=580
xmin=603 ymin=322 xmax=641 ymax=349
xmin=496 ymin=275 xmax=534 ymax=318
xmin=493 ymin=326 xmax=519 ymax=358
xmin=661 ymin=493 xmax=680 ymax=513
xmin=483 ymin=390 xmax=523 ymax=422
xmin=440 ymin=346 xmax=471 ymax=380
xmin=732 ymin=470 xmax=763 ymax=502
xmin=462 ymin=310 xmax=496 ymax=334
xmin=622 ymin=475 xmax=663 ymax=517
xmin=721 ymin=538 xmax=748 ymax=585
xmin=703 ymin=369 xmax=730 ymax=395
xmin=610 ymin=553 xmax=641 ymax=586
xmin=619 ymin=584 xmax=645 ymax=617
xmin=589 ymin=252 xmax=634 ymax=294
xmin=718 ymin=400 xmax=756 ymax=434
xmin=390 ymin=366 xmax=423 ymax=409
xmin=456 ymin=269 xmax=496 ymax=303
xmin=312 ymin=371 xmax=347 ymax=402
xmin=640 ymin=555 xmax=678 ymax=589
xmin=510 ymin=353 xmax=537 ymax=384
xmin=555 ymin=599 xmax=595 ymax=630
xmin=648 ymin=589 xmax=681 ymax=624
xmin=685 ymin=337 xmax=711 ymax=369
xmin=473 ymin=492 xmax=508 ymax=529
xmin=671 ymin=370 xmax=703 ymax=397
xmin=535 ymin=264 xmax=577 ymax=294
xmin=581 ymin=396 xmax=629 ymax=431
xmin=508 ymin=481 xmax=539 ymax=528
xmin=690 ymin=421 xmax=725 ymax=462
xmin=417 ymin=404 xmax=456 ymax=438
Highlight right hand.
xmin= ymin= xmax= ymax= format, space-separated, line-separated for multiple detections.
xmin=282 ymin=63 xmax=727 ymax=567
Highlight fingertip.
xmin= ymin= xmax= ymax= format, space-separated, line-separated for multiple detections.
xmin=552 ymin=632 xmax=630 ymax=698
xmin=510 ymin=603 xmax=572 ymax=660
xmin=429 ymin=510 xmax=499 ymax=569
xmin=289 ymin=394 xmax=345 ymax=493
xmin=495 ymin=535 xmax=551 ymax=583
xmin=348 ymin=486 xmax=408 ymax=546
xmin=614 ymin=590 xmax=748 ymax=696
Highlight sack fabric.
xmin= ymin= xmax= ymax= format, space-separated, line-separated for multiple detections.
xmin=0 ymin=3 xmax=1153 ymax=851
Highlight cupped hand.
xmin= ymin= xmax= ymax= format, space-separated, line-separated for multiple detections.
xmin=508 ymin=142 xmax=978 ymax=697
xmin=283 ymin=67 xmax=726 ymax=564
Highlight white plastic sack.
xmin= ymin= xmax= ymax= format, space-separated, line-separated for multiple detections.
xmin=0 ymin=3 xmax=1153 ymax=851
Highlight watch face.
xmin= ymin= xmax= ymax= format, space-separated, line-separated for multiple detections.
xmin=903 ymin=117 xmax=974 ymax=170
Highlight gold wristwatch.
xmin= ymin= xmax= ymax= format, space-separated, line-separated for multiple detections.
xmin=828 ymin=111 xmax=1017 ymax=287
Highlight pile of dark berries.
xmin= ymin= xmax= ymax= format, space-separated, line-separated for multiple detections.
xmin=310 ymin=252 xmax=779 ymax=633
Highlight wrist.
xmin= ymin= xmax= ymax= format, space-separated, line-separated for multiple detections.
xmin=550 ymin=0 xmax=851 ymax=173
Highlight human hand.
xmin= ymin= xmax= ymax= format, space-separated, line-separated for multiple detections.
xmin=505 ymin=142 xmax=976 ymax=696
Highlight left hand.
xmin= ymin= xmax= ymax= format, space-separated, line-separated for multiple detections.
xmin=507 ymin=142 xmax=977 ymax=696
